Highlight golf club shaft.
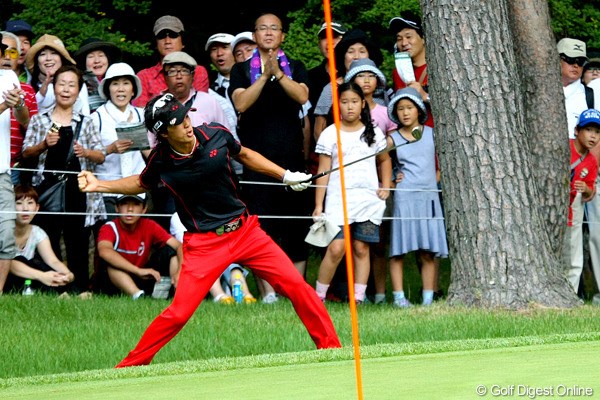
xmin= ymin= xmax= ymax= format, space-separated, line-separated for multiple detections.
xmin=302 ymin=139 xmax=416 ymax=183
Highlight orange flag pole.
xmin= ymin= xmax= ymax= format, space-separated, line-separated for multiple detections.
xmin=322 ymin=1 xmax=364 ymax=399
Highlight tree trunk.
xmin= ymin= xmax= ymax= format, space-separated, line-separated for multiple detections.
xmin=420 ymin=0 xmax=579 ymax=308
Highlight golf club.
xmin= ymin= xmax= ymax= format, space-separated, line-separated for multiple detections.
xmin=300 ymin=126 xmax=423 ymax=183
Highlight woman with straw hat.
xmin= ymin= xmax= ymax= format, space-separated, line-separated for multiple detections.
xmin=26 ymin=34 xmax=90 ymax=115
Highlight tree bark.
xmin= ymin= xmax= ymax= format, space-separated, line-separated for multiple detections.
xmin=420 ymin=0 xmax=579 ymax=308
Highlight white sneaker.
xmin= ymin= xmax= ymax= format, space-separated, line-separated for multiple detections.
xmin=262 ymin=292 xmax=279 ymax=304
xmin=132 ymin=290 xmax=145 ymax=300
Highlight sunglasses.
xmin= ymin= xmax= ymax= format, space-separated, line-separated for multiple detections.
xmin=156 ymin=30 xmax=180 ymax=40
xmin=560 ymin=54 xmax=587 ymax=67
xmin=3 ymin=48 xmax=20 ymax=59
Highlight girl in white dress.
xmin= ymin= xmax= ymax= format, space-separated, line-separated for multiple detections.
xmin=313 ymin=82 xmax=392 ymax=304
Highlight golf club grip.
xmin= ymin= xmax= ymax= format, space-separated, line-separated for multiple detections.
xmin=301 ymin=171 xmax=328 ymax=183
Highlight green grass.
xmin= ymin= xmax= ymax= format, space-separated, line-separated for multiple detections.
xmin=2 ymin=292 xmax=600 ymax=380
xmin=2 ymin=250 xmax=600 ymax=399
xmin=2 ymin=337 xmax=599 ymax=399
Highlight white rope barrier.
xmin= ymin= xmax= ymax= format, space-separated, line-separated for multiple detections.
xmin=8 ymin=166 xmax=446 ymax=221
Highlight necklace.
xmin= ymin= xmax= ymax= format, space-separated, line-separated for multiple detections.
xmin=170 ymin=135 xmax=197 ymax=157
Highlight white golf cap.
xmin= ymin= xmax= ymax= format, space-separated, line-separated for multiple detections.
xmin=231 ymin=31 xmax=255 ymax=51
xmin=557 ymin=38 xmax=587 ymax=59
xmin=205 ymin=33 xmax=234 ymax=51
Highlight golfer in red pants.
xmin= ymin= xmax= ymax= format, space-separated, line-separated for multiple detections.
xmin=78 ymin=94 xmax=341 ymax=367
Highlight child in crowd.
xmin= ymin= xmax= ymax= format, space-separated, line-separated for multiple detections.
xmin=169 ymin=212 xmax=257 ymax=304
xmin=387 ymin=87 xmax=448 ymax=307
xmin=7 ymin=184 xmax=74 ymax=294
xmin=345 ymin=58 xmax=395 ymax=304
xmin=313 ymin=82 xmax=392 ymax=304
xmin=96 ymin=193 xmax=181 ymax=299
xmin=567 ymin=109 xmax=600 ymax=293
xmin=345 ymin=58 xmax=395 ymax=134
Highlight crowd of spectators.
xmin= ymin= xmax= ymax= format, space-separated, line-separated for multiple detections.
xmin=1 ymin=11 xmax=597 ymax=306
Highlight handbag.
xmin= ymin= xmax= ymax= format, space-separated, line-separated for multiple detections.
xmin=37 ymin=118 xmax=83 ymax=213
xmin=38 ymin=178 xmax=67 ymax=212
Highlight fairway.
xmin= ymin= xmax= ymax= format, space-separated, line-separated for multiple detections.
xmin=2 ymin=341 xmax=598 ymax=399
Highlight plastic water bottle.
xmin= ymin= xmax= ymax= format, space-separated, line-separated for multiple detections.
xmin=232 ymin=272 xmax=243 ymax=304
xmin=22 ymin=279 xmax=34 ymax=296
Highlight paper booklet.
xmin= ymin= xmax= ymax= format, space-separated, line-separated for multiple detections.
xmin=394 ymin=51 xmax=415 ymax=83
xmin=115 ymin=122 xmax=150 ymax=151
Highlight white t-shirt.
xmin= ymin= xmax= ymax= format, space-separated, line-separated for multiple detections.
xmin=17 ymin=225 xmax=48 ymax=260
xmin=0 ymin=70 xmax=20 ymax=172
xmin=564 ymin=80 xmax=588 ymax=139
xmin=315 ymin=124 xmax=387 ymax=226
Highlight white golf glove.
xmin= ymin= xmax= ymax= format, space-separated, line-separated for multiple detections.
xmin=283 ymin=170 xmax=312 ymax=191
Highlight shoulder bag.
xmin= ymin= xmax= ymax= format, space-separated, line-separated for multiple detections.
xmin=38 ymin=118 xmax=83 ymax=213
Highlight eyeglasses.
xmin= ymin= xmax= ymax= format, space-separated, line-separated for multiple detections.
xmin=560 ymin=54 xmax=587 ymax=67
xmin=156 ymin=30 xmax=181 ymax=40
xmin=3 ymin=48 xmax=19 ymax=59
xmin=165 ymin=68 xmax=192 ymax=77
xmin=255 ymin=25 xmax=282 ymax=32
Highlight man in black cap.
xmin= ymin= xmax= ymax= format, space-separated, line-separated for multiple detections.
xmin=389 ymin=12 xmax=431 ymax=124
xmin=78 ymin=93 xmax=341 ymax=366
xmin=5 ymin=19 xmax=34 ymax=84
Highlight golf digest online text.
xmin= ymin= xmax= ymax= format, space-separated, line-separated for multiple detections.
xmin=475 ymin=384 xmax=594 ymax=398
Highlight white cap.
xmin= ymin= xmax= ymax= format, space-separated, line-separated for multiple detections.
xmin=205 ymin=33 xmax=234 ymax=51
xmin=231 ymin=31 xmax=255 ymax=51
xmin=98 ymin=62 xmax=142 ymax=101
xmin=557 ymin=38 xmax=587 ymax=59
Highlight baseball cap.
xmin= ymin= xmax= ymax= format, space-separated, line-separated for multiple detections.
xmin=318 ymin=21 xmax=347 ymax=38
xmin=389 ymin=13 xmax=423 ymax=36
xmin=145 ymin=93 xmax=195 ymax=134
xmin=116 ymin=193 xmax=146 ymax=204
xmin=153 ymin=16 xmax=184 ymax=36
xmin=557 ymin=38 xmax=587 ymax=59
xmin=5 ymin=19 xmax=34 ymax=40
xmin=162 ymin=51 xmax=197 ymax=69
xmin=577 ymin=109 xmax=600 ymax=129
xmin=205 ymin=33 xmax=234 ymax=51
xmin=231 ymin=31 xmax=255 ymax=51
